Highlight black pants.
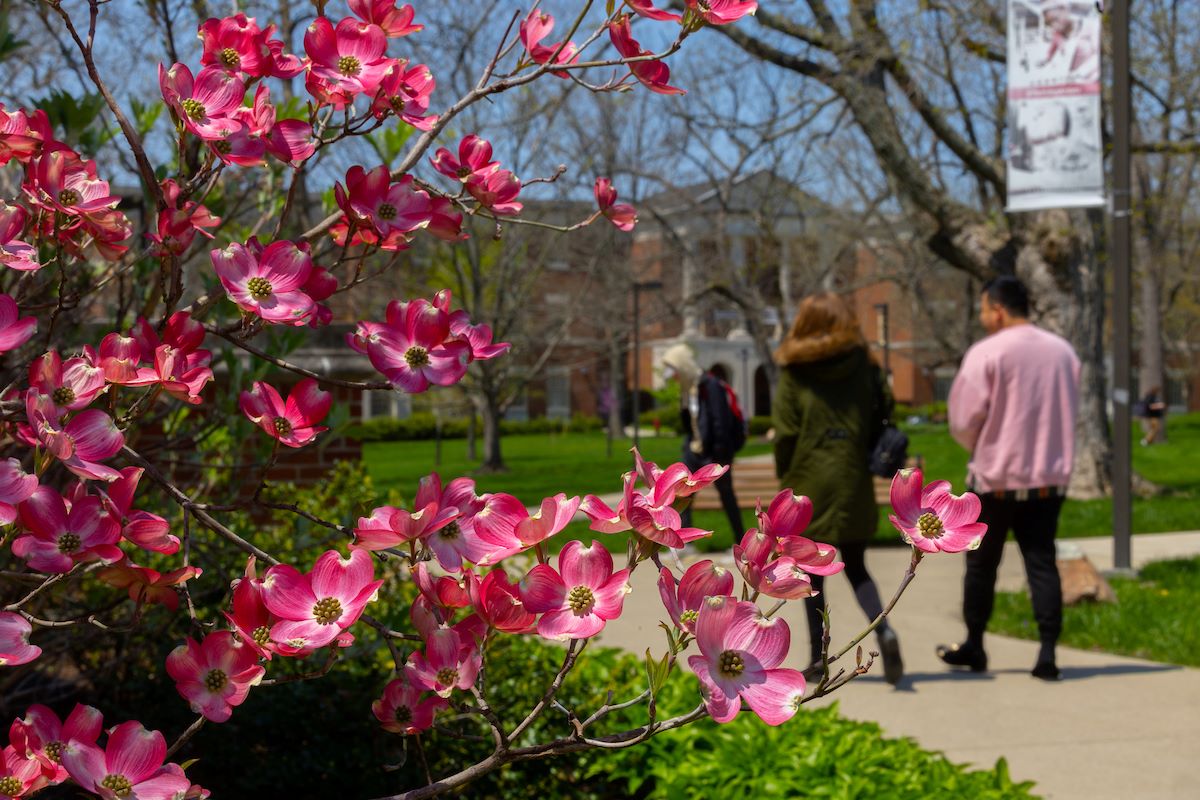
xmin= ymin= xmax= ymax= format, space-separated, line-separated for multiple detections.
xmin=964 ymin=494 xmax=1065 ymax=648
xmin=804 ymin=541 xmax=886 ymax=661
xmin=680 ymin=465 xmax=745 ymax=544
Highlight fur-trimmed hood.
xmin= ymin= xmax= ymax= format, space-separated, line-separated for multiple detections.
xmin=774 ymin=329 xmax=865 ymax=366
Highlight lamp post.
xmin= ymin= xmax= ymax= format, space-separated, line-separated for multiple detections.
xmin=1112 ymin=0 xmax=1133 ymax=571
xmin=631 ymin=280 xmax=664 ymax=452
xmin=874 ymin=303 xmax=890 ymax=376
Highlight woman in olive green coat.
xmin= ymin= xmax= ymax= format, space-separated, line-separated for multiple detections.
xmin=773 ymin=292 xmax=902 ymax=685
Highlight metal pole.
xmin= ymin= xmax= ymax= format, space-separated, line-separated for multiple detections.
xmin=1112 ymin=0 xmax=1133 ymax=570
xmin=632 ymin=284 xmax=641 ymax=452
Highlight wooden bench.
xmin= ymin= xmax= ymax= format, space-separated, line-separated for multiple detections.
xmin=691 ymin=457 xmax=923 ymax=510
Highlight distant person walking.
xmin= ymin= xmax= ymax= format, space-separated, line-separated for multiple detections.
xmin=1136 ymin=386 xmax=1166 ymax=446
xmin=660 ymin=343 xmax=746 ymax=542
xmin=940 ymin=276 xmax=1080 ymax=681
xmin=772 ymin=293 xmax=903 ymax=686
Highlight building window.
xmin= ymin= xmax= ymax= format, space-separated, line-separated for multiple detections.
xmin=361 ymin=390 xmax=412 ymax=420
xmin=933 ymin=372 xmax=954 ymax=403
xmin=546 ymin=369 xmax=570 ymax=420
xmin=505 ymin=390 xmax=529 ymax=422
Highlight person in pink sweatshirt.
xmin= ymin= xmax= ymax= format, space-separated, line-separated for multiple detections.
xmin=938 ymin=276 xmax=1080 ymax=681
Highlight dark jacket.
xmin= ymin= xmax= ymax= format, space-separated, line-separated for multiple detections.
xmin=773 ymin=346 xmax=891 ymax=544
xmin=680 ymin=373 xmax=737 ymax=469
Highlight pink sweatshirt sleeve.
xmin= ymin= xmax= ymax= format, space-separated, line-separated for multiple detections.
xmin=948 ymin=348 xmax=990 ymax=452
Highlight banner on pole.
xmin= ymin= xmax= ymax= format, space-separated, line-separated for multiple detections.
xmin=1006 ymin=1 xmax=1106 ymax=212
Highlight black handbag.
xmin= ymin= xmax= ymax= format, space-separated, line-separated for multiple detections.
xmin=869 ymin=423 xmax=909 ymax=478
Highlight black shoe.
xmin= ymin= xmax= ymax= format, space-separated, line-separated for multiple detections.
xmin=802 ymin=661 xmax=824 ymax=683
xmin=1031 ymin=661 xmax=1061 ymax=681
xmin=878 ymin=628 xmax=904 ymax=686
xmin=936 ymin=642 xmax=988 ymax=672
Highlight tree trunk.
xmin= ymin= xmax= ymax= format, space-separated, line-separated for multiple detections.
xmin=948 ymin=209 xmax=1111 ymax=500
xmin=1138 ymin=265 xmax=1166 ymax=404
xmin=1007 ymin=209 xmax=1111 ymax=499
xmin=465 ymin=413 xmax=478 ymax=462
xmin=480 ymin=393 xmax=505 ymax=472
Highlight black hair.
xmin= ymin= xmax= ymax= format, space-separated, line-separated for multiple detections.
xmin=981 ymin=275 xmax=1030 ymax=318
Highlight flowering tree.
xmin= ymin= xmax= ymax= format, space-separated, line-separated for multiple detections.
xmin=0 ymin=1 xmax=989 ymax=798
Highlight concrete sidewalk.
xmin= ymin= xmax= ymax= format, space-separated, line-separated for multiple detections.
xmin=596 ymin=531 xmax=1200 ymax=800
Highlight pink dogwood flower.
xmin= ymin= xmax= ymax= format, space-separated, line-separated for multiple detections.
xmin=687 ymin=0 xmax=758 ymax=25
xmin=425 ymin=486 xmax=527 ymax=570
xmin=25 ymin=148 xmax=121 ymax=224
xmin=240 ymin=378 xmax=331 ymax=448
xmin=658 ymin=560 xmax=734 ymax=634
xmin=211 ymin=239 xmax=315 ymax=325
xmin=124 ymin=344 xmax=213 ymax=405
xmin=407 ymin=627 xmax=481 ymax=697
xmin=350 ymin=0 xmax=422 ymax=37
xmin=97 ymin=559 xmax=201 ymax=611
xmin=370 ymin=61 xmax=436 ymax=129
xmin=609 ymin=14 xmax=685 ymax=95
xmin=514 ymin=493 xmax=581 ymax=547
xmin=0 ymin=104 xmax=51 ymax=166
xmin=223 ymin=558 xmax=309 ymax=659
xmin=261 ymin=549 xmax=383 ymax=649
xmin=0 ymin=294 xmax=36 ymax=353
xmin=364 ymin=304 xmax=471 ymax=394
xmin=372 ymin=676 xmax=447 ymax=734
xmin=9 ymin=703 xmax=102 ymax=784
xmin=519 ymin=540 xmax=631 ymax=640
xmin=334 ymin=166 xmax=431 ymax=238
xmin=304 ymin=17 xmax=393 ymax=106
xmin=0 ymin=746 xmax=44 ymax=798
xmin=23 ymin=391 xmax=124 ymax=481
xmin=159 ymin=63 xmax=245 ymax=140
xmin=756 ymin=490 xmax=814 ymax=538
xmin=0 ymin=612 xmax=40 ymax=667
xmin=519 ymin=10 xmax=580 ymax=76
xmin=61 ymin=720 xmax=191 ymax=800
xmin=0 ymin=458 xmax=38 ymax=525
xmin=29 ymin=349 xmax=106 ymax=412
xmin=166 ymin=631 xmax=265 ymax=722
xmin=467 ymin=168 xmax=522 ymax=215
xmin=353 ymin=497 xmax=459 ymax=551
xmin=413 ymin=561 xmax=472 ymax=613
xmin=0 ymin=202 xmax=39 ymax=272
xmin=889 ymin=468 xmax=988 ymax=553
xmin=629 ymin=0 xmax=682 ymax=21
xmin=198 ymin=13 xmax=303 ymax=79
xmin=0 ymin=296 xmax=33 ymax=352
xmin=594 ymin=177 xmax=638 ymax=231
xmin=467 ymin=568 xmax=536 ymax=633
xmin=430 ymin=135 xmax=499 ymax=184
xmin=13 ymin=486 xmax=122 ymax=573
xmin=427 ymin=196 xmax=466 ymax=241
xmin=97 ymin=334 xmax=142 ymax=384
xmin=687 ymin=596 xmax=807 ymax=725
xmin=147 ymin=179 xmax=220 ymax=258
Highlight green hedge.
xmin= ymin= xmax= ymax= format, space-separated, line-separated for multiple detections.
xmin=350 ymin=412 xmax=604 ymax=441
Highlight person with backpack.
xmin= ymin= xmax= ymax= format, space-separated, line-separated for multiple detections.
xmin=660 ymin=343 xmax=746 ymax=543
xmin=773 ymin=292 xmax=903 ymax=686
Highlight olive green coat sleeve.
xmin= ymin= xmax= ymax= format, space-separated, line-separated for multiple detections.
xmin=772 ymin=350 xmax=886 ymax=544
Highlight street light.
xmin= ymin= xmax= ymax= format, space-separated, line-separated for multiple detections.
xmin=631 ymin=280 xmax=664 ymax=452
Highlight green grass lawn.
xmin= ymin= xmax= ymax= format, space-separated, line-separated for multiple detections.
xmin=363 ymin=413 xmax=1200 ymax=552
xmin=988 ymin=557 xmax=1200 ymax=667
